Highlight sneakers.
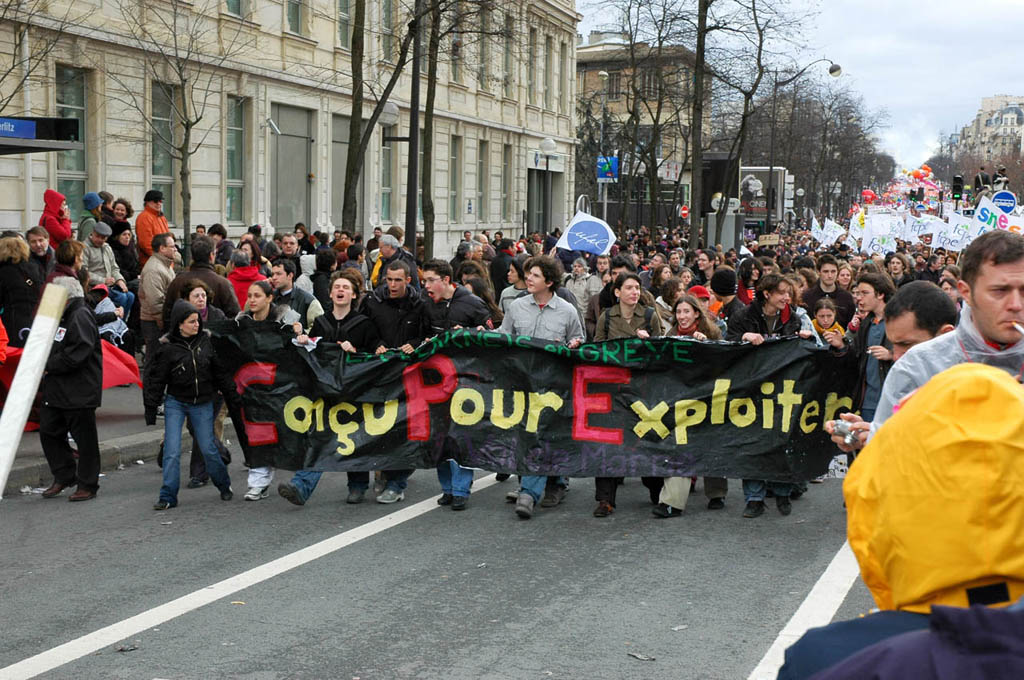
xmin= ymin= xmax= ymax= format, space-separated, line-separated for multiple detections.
xmin=346 ymin=489 xmax=366 ymax=504
xmin=515 ymin=493 xmax=535 ymax=519
xmin=437 ymin=493 xmax=453 ymax=506
xmin=451 ymin=495 xmax=468 ymax=511
xmin=244 ymin=486 xmax=270 ymax=501
xmin=505 ymin=489 xmax=519 ymax=503
xmin=776 ymin=496 xmax=792 ymax=516
xmin=593 ymin=501 xmax=614 ymax=517
xmin=220 ymin=487 xmax=233 ymax=501
xmin=742 ymin=500 xmax=766 ymax=518
xmin=652 ymin=502 xmax=682 ymax=518
xmin=377 ymin=488 xmax=405 ymax=504
xmin=187 ymin=478 xmax=207 ymax=489
xmin=277 ymin=483 xmax=306 ymax=506
xmin=707 ymin=497 xmax=725 ymax=510
xmin=540 ymin=486 xmax=568 ymax=508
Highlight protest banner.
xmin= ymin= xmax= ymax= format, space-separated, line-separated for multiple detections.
xmin=861 ymin=214 xmax=899 ymax=254
xmin=934 ymin=212 xmax=973 ymax=251
xmin=969 ymin=196 xmax=1024 ymax=247
xmin=821 ymin=219 xmax=846 ymax=246
xmin=810 ymin=216 xmax=824 ymax=243
xmin=209 ymin=325 xmax=857 ymax=483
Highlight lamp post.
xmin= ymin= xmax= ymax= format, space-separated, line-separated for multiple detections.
xmin=766 ymin=60 xmax=841 ymax=232
xmin=598 ymin=70 xmax=610 ymax=221
xmin=796 ymin=187 xmax=805 ymax=226
xmin=540 ymin=137 xmax=557 ymax=234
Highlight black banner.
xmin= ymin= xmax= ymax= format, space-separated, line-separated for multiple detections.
xmin=210 ymin=323 xmax=857 ymax=481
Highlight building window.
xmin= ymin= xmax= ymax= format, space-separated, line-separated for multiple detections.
xmin=286 ymin=0 xmax=303 ymax=34
xmin=477 ymin=140 xmax=488 ymax=220
xmin=559 ymin=42 xmax=568 ymax=113
xmin=226 ymin=0 xmax=243 ymax=16
xmin=477 ymin=8 xmax=490 ymax=90
xmin=55 ymin=65 xmax=87 ymax=216
xmin=152 ymin=82 xmax=176 ymax=224
xmin=449 ymin=135 xmax=461 ymax=223
xmin=544 ymin=36 xmax=553 ymax=109
xmin=607 ymin=71 xmax=621 ymax=101
xmin=382 ymin=0 xmax=394 ymax=60
xmin=527 ymin=28 xmax=536 ymax=105
xmin=337 ymin=0 xmax=350 ymax=49
xmin=381 ymin=125 xmax=394 ymax=222
xmin=225 ymin=96 xmax=245 ymax=223
xmin=501 ymin=143 xmax=512 ymax=221
xmin=503 ymin=14 xmax=514 ymax=98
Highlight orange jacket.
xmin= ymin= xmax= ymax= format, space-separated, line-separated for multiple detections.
xmin=135 ymin=205 xmax=169 ymax=266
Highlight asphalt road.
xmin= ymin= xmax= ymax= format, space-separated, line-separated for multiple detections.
xmin=0 ymin=462 xmax=874 ymax=680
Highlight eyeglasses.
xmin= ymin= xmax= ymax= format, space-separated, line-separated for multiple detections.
xmin=422 ymin=276 xmax=442 ymax=284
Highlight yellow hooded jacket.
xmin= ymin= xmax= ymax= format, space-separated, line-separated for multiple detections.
xmin=844 ymin=362 xmax=1024 ymax=614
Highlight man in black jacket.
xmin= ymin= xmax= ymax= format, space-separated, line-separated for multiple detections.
xmin=422 ymin=259 xmax=490 ymax=510
xmin=361 ymin=259 xmax=428 ymax=503
xmin=39 ymin=276 xmax=104 ymax=502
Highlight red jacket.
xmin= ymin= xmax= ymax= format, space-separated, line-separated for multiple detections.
xmin=227 ymin=265 xmax=267 ymax=310
xmin=39 ymin=189 xmax=72 ymax=249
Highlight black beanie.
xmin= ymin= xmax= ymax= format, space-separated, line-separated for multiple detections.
xmin=710 ymin=268 xmax=738 ymax=296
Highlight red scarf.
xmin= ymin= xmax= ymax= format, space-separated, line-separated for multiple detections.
xmin=675 ymin=321 xmax=698 ymax=336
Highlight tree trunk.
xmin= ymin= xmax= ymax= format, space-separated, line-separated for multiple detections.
xmin=689 ymin=0 xmax=709 ymax=248
xmin=341 ymin=0 xmax=367 ymax=234
xmin=421 ymin=4 xmax=441 ymax=260
xmin=179 ymin=122 xmax=192 ymax=265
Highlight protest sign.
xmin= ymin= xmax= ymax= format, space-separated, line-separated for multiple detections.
xmin=210 ymin=325 xmax=857 ymax=482
xmin=821 ymin=219 xmax=846 ymax=245
xmin=862 ymin=214 xmax=899 ymax=254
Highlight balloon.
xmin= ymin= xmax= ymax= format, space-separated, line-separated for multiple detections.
xmin=921 ymin=164 xmax=932 ymax=173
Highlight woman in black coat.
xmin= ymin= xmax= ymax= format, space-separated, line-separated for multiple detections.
xmin=0 ymin=236 xmax=43 ymax=347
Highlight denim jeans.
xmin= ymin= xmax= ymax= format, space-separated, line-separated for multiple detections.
xmin=519 ymin=475 xmax=568 ymax=502
xmin=436 ymin=460 xmax=473 ymax=497
xmin=160 ymin=396 xmax=231 ymax=505
xmin=384 ymin=469 xmax=413 ymax=492
xmin=289 ymin=470 xmax=370 ymax=502
xmin=108 ymin=287 xmax=135 ymax=315
xmin=742 ymin=479 xmax=792 ymax=502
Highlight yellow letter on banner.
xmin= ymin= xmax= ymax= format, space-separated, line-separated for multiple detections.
xmin=674 ymin=399 xmax=708 ymax=445
xmin=451 ymin=388 xmax=486 ymax=426
xmin=328 ymin=402 xmax=358 ymax=455
xmin=363 ymin=400 xmax=399 ymax=435
xmin=631 ymin=400 xmax=670 ymax=439
xmin=491 ymin=389 xmax=526 ymax=429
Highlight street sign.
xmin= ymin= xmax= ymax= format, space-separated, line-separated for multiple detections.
xmin=992 ymin=190 xmax=1017 ymax=214
xmin=596 ymin=156 xmax=618 ymax=184
xmin=679 ymin=205 xmax=689 ymax=219
xmin=711 ymin=196 xmax=741 ymax=212
xmin=0 ymin=118 xmax=36 ymax=139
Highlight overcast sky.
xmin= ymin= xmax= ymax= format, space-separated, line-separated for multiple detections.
xmin=578 ymin=0 xmax=1024 ymax=169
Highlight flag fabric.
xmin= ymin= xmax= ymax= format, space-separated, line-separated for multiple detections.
xmin=554 ymin=211 xmax=617 ymax=255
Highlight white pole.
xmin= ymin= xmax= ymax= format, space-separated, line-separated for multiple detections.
xmin=0 ymin=284 xmax=68 ymax=499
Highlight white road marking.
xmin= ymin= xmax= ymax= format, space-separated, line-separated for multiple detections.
xmin=0 ymin=475 xmax=498 ymax=680
xmin=747 ymin=540 xmax=862 ymax=680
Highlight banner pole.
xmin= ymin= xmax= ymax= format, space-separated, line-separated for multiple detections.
xmin=0 ymin=284 xmax=68 ymax=500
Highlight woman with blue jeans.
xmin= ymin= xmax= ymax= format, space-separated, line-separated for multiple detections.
xmin=145 ymin=299 xmax=237 ymax=510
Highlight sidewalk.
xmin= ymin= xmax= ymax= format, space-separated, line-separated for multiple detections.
xmin=4 ymin=385 xmax=171 ymax=494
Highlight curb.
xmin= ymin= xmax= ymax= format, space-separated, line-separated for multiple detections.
xmin=4 ymin=430 xmax=192 ymax=495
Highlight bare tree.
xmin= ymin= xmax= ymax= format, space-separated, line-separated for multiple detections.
xmin=0 ymin=1 xmax=74 ymax=115
xmin=101 ymin=0 xmax=256 ymax=260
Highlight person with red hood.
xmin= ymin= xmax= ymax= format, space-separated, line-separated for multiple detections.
xmin=226 ymin=249 xmax=267 ymax=310
xmin=38 ymin=189 xmax=72 ymax=249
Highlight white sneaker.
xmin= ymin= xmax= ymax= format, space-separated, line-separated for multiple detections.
xmin=505 ymin=489 xmax=519 ymax=503
xmin=244 ymin=486 xmax=269 ymax=501
xmin=376 ymin=488 xmax=405 ymax=504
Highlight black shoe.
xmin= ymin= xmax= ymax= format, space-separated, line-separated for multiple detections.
xmin=652 ymin=503 xmax=682 ymax=518
xmin=278 ymin=483 xmax=306 ymax=506
xmin=789 ymin=489 xmax=804 ymax=500
xmin=451 ymin=495 xmax=468 ymax=511
xmin=495 ymin=473 xmax=511 ymax=482
xmin=776 ymin=496 xmax=792 ymax=516
xmin=220 ymin=487 xmax=233 ymax=501
xmin=593 ymin=501 xmax=614 ymax=517
xmin=153 ymin=500 xmax=175 ymax=511
xmin=742 ymin=500 xmax=766 ymax=518
xmin=437 ymin=493 xmax=453 ymax=506
xmin=187 ymin=478 xmax=207 ymax=489
xmin=707 ymin=497 xmax=725 ymax=510
xmin=346 ymin=489 xmax=366 ymax=504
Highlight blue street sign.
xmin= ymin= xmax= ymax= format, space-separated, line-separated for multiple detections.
xmin=0 ymin=118 xmax=36 ymax=139
xmin=596 ymin=156 xmax=618 ymax=183
xmin=992 ymin=190 xmax=1017 ymax=215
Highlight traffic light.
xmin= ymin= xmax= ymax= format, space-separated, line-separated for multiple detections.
xmin=952 ymin=175 xmax=964 ymax=200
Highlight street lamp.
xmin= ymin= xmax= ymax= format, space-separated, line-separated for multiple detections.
xmin=598 ymin=70 xmax=610 ymax=221
xmin=766 ymin=59 xmax=841 ymax=232
xmin=540 ymin=137 xmax=557 ymax=234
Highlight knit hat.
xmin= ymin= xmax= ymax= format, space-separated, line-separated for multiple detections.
xmin=710 ymin=268 xmax=738 ymax=296
xmin=144 ymin=189 xmax=164 ymax=203
xmin=83 ymin=192 xmax=103 ymax=211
